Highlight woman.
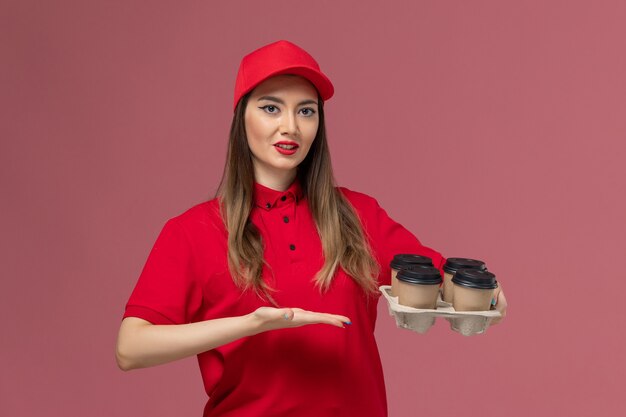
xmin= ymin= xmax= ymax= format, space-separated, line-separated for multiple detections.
xmin=116 ymin=40 xmax=507 ymax=417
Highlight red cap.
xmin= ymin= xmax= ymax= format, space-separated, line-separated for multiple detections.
xmin=233 ymin=40 xmax=334 ymax=111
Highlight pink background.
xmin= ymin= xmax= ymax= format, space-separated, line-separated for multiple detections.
xmin=2 ymin=1 xmax=625 ymax=416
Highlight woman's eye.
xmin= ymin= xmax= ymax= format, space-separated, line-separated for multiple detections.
xmin=300 ymin=108 xmax=316 ymax=116
xmin=259 ymin=105 xmax=279 ymax=114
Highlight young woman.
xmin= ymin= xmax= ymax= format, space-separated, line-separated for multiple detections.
xmin=116 ymin=40 xmax=507 ymax=417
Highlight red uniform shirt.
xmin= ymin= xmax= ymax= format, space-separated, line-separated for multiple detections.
xmin=124 ymin=180 xmax=445 ymax=417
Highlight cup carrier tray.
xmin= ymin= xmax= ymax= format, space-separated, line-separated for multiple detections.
xmin=379 ymin=285 xmax=501 ymax=336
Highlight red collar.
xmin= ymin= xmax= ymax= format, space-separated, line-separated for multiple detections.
xmin=253 ymin=180 xmax=304 ymax=210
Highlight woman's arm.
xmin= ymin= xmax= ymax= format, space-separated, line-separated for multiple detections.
xmin=115 ymin=307 xmax=351 ymax=371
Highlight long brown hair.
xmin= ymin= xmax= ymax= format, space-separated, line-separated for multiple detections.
xmin=216 ymin=85 xmax=380 ymax=304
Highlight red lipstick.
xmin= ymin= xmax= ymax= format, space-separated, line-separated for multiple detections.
xmin=273 ymin=141 xmax=299 ymax=156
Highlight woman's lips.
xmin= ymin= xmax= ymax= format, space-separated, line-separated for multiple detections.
xmin=274 ymin=142 xmax=299 ymax=155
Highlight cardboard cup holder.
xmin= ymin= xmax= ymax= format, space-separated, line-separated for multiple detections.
xmin=379 ymin=285 xmax=501 ymax=336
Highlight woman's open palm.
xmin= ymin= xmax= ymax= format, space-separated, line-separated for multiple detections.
xmin=252 ymin=306 xmax=351 ymax=331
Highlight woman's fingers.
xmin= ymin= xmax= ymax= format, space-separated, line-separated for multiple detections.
xmin=490 ymin=288 xmax=507 ymax=325
xmin=491 ymin=284 xmax=501 ymax=307
xmin=291 ymin=309 xmax=351 ymax=328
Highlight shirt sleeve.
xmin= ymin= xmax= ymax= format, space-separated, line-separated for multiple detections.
xmin=339 ymin=187 xmax=446 ymax=287
xmin=123 ymin=217 xmax=203 ymax=325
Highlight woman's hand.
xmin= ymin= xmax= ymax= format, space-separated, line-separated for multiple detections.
xmin=490 ymin=284 xmax=508 ymax=325
xmin=251 ymin=306 xmax=351 ymax=333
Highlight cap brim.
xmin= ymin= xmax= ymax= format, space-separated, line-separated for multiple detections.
xmin=239 ymin=66 xmax=334 ymax=105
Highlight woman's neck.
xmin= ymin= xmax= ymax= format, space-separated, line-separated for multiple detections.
xmin=253 ymin=168 xmax=297 ymax=191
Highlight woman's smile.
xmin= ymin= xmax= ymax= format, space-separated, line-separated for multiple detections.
xmin=274 ymin=140 xmax=300 ymax=155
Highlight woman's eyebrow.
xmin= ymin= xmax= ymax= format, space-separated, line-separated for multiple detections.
xmin=257 ymin=96 xmax=318 ymax=106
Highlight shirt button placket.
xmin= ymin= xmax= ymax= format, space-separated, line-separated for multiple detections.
xmin=288 ymin=196 xmax=300 ymax=260
xmin=283 ymin=195 xmax=297 ymax=259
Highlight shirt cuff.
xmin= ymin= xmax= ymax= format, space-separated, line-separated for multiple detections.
xmin=123 ymin=305 xmax=177 ymax=325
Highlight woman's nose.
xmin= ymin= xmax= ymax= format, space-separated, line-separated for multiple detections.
xmin=279 ymin=111 xmax=299 ymax=136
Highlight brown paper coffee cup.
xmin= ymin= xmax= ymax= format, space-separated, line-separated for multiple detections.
xmin=390 ymin=254 xmax=433 ymax=297
xmin=396 ymin=266 xmax=442 ymax=309
xmin=451 ymin=269 xmax=497 ymax=311
xmin=442 ymin=258 xmax=487 ymax=303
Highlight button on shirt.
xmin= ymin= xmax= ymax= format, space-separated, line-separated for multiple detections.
xmin=253 ymin=182 xmax=304 ymax=268
xmin=123 ymin=180 xmax=445 ymax=417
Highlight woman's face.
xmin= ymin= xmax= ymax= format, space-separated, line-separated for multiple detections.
xmin=244 ymin=75 xmax=319 ymax=186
